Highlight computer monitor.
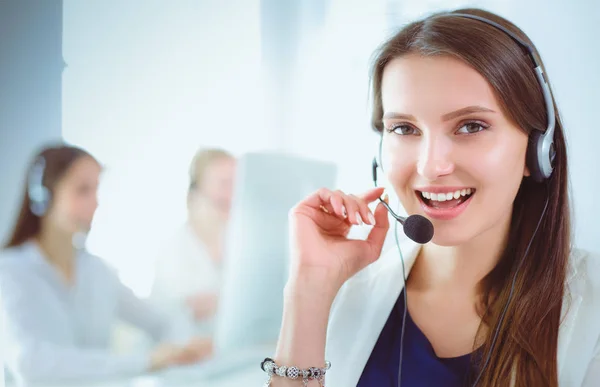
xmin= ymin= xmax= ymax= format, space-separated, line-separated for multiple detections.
xmin=213 ymin=151 xmax=338 ymax=355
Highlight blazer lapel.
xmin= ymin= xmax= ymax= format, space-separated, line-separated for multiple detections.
xmin=555 ymin=249 xmax=600 ymax=386
xmin=325 ymin=237 xmax=421 ymax=386
xmin=557 ymin=252 xmax=581 ymax=378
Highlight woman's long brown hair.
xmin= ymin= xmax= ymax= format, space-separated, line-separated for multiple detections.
xmin=370 ymin=8 xmax=570 ymax=386
xmin=4 ymin=144 xmax=95 ymax=248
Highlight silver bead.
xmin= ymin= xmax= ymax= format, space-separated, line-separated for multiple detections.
xmin=311 ymin=367 xmax=321 ymax=379
xmin=325 ymin=360 xmax=331 ymax=370
xmin=265 ymin=361 xmax=275 ymax=375
xmin=276 ymin=365 xmax=288 ymax=377
xmin=286 ymin=366 xmax=300 ymax=379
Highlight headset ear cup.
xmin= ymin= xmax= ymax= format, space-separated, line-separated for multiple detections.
xmin=29 ymin=186 xmax=50 ymax=217
xmin=527 ymin=130 xmax=545 ymax=183
xmin=30 ymin=201 xmax=46 ymax=217
xmin=28 ymin=156 xmax=50 ymax=216
xmin=40 ymin=186 xmax=50 ymax=214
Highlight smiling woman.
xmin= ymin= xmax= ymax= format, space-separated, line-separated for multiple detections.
xmin=363 ymin=10 xmax=566 ymax=385
xmin=268 ymin=7 xmax=600 ymax=387
xmin=378 ymin=54 xmax=531 ymax=244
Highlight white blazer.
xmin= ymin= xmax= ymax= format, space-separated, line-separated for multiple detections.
xmin=324 ymin=235 xmax=600 ymax=386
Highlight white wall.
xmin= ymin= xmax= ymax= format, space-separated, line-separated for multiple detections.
xmin=0 ymin=2 xmax=63 ymax=245
xmin=61 ymin=0 xmax=600 ymax=295
xmin=61 ymin=0 xmax=392 ymax=295
xmin=1 ymin=4 xmax=64 ymax=382
xmin=62 ymin=0 xmax=264 ymax=294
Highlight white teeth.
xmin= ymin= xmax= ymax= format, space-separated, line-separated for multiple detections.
xmin=420 ymin=189 xmax=474 ymax=202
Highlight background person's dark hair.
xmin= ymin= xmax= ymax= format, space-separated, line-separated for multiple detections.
xmin=4 ymin=144 xmax=97 ymax=248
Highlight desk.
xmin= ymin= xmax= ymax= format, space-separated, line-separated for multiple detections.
xmin=6 ymin=366 xmax=266 ymax=387
xmin=5 ymin=345 xmax=273 ymax=387
xmin=99 ymin=365 xmax=266 ymax=387
xmin=146 ymin=363 xmax=266 ymax=386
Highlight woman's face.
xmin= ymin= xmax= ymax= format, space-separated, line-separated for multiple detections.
xmin=46 ymin=156 xmax=101 ymax=235
xmin=195 ymin=157 xmax=236 ymax=216
xmin=380 ymin=54 xmax=530 ymax=246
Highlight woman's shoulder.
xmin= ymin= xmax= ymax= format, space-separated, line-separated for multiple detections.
xmin=0 ymin=243 xmax=111 ymax=278
xmin=568 ymin=247 xmax=600 ymax=288
xmin=0 ymin=243 xmax=48 ymax=290
xmin=564 ymin=247 xmax=600 ymax=326
xmin=0 ymin=242 xmax=39 ymax=269
xmin=570 ymin=246 xmax=599 ymax=261
xmin=559 ymin=248 xmax=600 ymax=384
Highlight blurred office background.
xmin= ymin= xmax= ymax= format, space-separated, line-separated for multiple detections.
xmin=2 ymin=0 xmax=598 ymax=297
xmin=0 ymin=0 xmax=599 ymax=385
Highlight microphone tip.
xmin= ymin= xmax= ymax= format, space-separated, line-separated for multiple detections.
xmin=403 ymin=214 xmax=434 ymax=244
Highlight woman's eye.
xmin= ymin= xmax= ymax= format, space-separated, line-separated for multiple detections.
xmin=387 ymin=124 xmax=419 ymax=136
xmin=456 ymin=121 xmax=488 ymax=134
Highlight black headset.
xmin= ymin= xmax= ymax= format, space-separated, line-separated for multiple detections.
xmin=28 ymin=156 xmax=51 ymax=217
xmin=369 ymin=13 xmax=556 ymax=387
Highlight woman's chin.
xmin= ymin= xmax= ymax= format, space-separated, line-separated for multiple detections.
xmin=428 ymin=227 xmax=474 ymax=247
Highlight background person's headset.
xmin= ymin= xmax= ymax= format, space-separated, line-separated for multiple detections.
xmin=28 ymin=156 xmax=51 ymax=217
xmin=369 ymin=12 xmax=555 ymax=387
xmin=27 ymin=153 xmax=93 ymax=249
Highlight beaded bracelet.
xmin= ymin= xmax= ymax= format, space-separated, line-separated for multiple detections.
xmin=260 ymin=357 xmax=331 ymax=386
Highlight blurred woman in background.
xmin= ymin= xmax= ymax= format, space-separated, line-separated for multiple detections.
xmin=151 ymin=148 xmax=236 ymax=336
xmin=0 ymin=144 xmax=211 ymax=385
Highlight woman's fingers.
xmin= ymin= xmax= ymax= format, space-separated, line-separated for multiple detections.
xmin=299 ymin=187 xmax=386 ymax=226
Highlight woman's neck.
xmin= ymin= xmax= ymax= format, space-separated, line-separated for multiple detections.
xmin=35 ymin=221 xmax=76 ymax=283
xmin=408 ymin=212 xmax=512 ymax=294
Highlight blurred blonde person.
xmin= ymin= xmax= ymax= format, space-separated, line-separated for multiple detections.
xmin=151 ymin=148 xmax=236 ymax=337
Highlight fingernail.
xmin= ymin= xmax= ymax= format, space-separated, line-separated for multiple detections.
xmin=368 ymin=212 xmax=376 ymax=225
xmin=355 ymin=212 xmax=363 ymax=225
xmin=383 ymin=193 xmax=389 ymax=204
xmin=341 ymin=205 xmax=347 ymax=218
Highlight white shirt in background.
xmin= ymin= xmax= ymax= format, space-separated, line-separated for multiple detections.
xmin=0 ymin=241 xmax=192 ymax=386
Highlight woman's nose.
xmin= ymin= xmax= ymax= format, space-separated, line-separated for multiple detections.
xmin=416 ymin=135 xmax=455 ymax=181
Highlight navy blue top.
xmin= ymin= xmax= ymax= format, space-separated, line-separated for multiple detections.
xmin=357 ymin=290 xmax=478 ymax=387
